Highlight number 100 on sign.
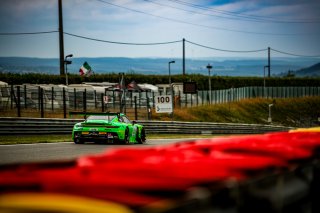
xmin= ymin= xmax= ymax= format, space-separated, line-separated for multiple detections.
xmin=155 ymin=95 xmax=173 ymax=113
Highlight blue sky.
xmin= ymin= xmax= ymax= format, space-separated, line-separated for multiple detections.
xmin=0 ymin=0 xmax=320 ymax=59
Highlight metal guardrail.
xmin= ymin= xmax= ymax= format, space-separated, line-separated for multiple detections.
xmin=141 ymin=120 xmax=292 ymax=134
xmin=0 ymin=117 xmax=291 ymax=135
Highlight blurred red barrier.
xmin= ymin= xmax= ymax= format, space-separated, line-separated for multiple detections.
xmin=172 ymin=132 xmax=319 ymax=161
xmin=0 ymin=130 xmax=319 ymax=209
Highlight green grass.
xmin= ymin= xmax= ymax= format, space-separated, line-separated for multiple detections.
xmin=0 ymin=135 xmax=72 ymax=145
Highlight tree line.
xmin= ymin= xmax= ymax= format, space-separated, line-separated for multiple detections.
xmin=1 ymin=72 xmax=320 ymax=90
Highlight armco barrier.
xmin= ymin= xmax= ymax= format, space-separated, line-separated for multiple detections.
xmin=141 ymin=121 xmax=291 ymax=134
xmin=0 ymin=117 xmax=291 ymax=135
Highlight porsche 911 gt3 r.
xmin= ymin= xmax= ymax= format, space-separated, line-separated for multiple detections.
xmin=71 ymin=112 xmax=146 ymax=144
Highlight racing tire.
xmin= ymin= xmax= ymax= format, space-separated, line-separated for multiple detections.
xmin=120 ymin=128 xmax=130 ymax=144
xmin=137 ymin=128 xmax=146 ymax=144
xmin=74 ymin=138 xmax=84 ymax=144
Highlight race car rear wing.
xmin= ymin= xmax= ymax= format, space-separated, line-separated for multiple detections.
xmin=69 ymin=111 xmax=120 ymax=119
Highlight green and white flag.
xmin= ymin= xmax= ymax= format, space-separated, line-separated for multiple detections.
xmin=79 ymin=62 xmax=92 ymax=76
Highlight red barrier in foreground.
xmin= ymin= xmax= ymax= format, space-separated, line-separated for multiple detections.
xmin=0 ymin=130 xmax=320 ymax=211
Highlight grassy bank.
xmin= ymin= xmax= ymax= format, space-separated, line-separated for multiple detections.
xmin=153 ymin=96 xmax=320 ymax=127
xmin=1 ymin=97 xmax=319 ymax=126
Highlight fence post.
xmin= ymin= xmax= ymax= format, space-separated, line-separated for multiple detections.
xmin=134 ymin=96 xmax=138 ymax=120
xmin=40 ymin=88 xmax=44 ymax=118
xmin=17 ymin=86 xmax=21 ymax=117
xmin=10 ymin=85 xmax=13 ymax=109
xmin=38 ymin=86 xmax=41 ymax=110
xmin=94 ymin=90 xmax=97 ymax=109
xmin=130 ymin=91 xmax=133 ymax=108
xmin=147 ymin=96 xmax=151 ymax=120
xmin=145 ymin=90 xmax=148 ymax=108
xmin=24 ymin=85 xmax=27 ymax=109
xmin=201 ymin=90 xmax=204 ymax=105
xmin=119 ymin=92 xmax=122 ymax=113
xmin=101 ymin=93 xmax=105 ymax=112
xmin=63 ymin=88 xmax=66 ymax=118
xmin=51 ymin=87 xmax=54 ymax=111
xmin=73 ymin=88 xmax=77 ymax=110
xmin=124 ymin=91 xmax=127 ymax=114
xmin=152 ymin=92 xmax=155 ymax=108
xmin=112 ymin=90 xmax=115 ymax=109
xmin=104 ymin=88 xmax=110 ymax=108
xmin=83 ymin=89 xmax=87 ymax=112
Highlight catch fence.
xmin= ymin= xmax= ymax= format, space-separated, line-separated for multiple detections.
xmin=0 ymin=84 xmax=319 ymax=118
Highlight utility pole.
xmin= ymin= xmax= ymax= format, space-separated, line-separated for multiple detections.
xmin=58 ymin=0 xmax=65 ymax=75
xmin=206 ymin=64 xmax=213 ymax=104
xmin=169 ymin=61 xmax=175 ymax=121
xmin=268 ymin=47 xmax=271 ymax=77
xmin=182 ymin=38 xmax=185 ymax=75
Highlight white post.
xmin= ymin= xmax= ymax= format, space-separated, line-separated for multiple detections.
xmin=268 ymin=103 xmax=273 ymax=123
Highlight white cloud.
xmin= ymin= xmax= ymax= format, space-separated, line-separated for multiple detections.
xmin=0 ymin=0 xmax=319 ymax=58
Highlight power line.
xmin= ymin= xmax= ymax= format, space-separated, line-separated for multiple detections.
xmin=186 ymin=40 xmax=267 ymax=53
xmin=144 ymin=0 xmax=254 ymax=23
xmin=188 ymin=40 xmax=320 ymax=57
xmin=271 ymin=48 xmax=320 ymax=58
xmin=0 ymin=31 xmax=58 ymax=35
xmin=147 ymin=0 xmax=294 ymax=24
xmin=168 ymin=0 xmax=320 ymax=24
xmin=1 ymin=30 xmax=319 ymax=58
xmin=64 ymin=32 xmax=181 ymax=45
xmin=64 ymin=32 xmax=320 ymax=57
xmin=94 ymin=0 xmax=309 ymax=36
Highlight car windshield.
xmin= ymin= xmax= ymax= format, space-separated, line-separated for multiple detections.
xmin=86 ymin=115 xmax=116 ymax=121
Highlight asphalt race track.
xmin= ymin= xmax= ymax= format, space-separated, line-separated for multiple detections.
xmin=0 ymin=138 xmax=196 ymax=165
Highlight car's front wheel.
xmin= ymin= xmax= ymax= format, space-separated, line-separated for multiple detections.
xmin=137 ymin=128 xmax=146 ymax=144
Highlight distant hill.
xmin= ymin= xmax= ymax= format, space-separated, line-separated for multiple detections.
xmin=0 ymin=57 xmax=319 ymax=77
xmin=293 ymin=62 xmax=320 ymax=77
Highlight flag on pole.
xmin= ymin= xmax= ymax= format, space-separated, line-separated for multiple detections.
xmin=119 ymin=74 xmax=126 ymax=90
xmin=79 ymin=62 xmax=92 ymax=76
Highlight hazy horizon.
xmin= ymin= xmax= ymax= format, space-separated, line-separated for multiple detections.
xmin=1 ymin=56 xmax=318 ymax=77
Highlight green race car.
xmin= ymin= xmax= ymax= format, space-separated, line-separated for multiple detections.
xmin=71 ymin=112 xmax=146 ymax=144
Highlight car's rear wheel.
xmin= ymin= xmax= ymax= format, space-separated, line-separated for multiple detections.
xmin=74 ymin=138 xmax=84 ymax=144
xmin=120 ymin=128 xmax=129 ymax=144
